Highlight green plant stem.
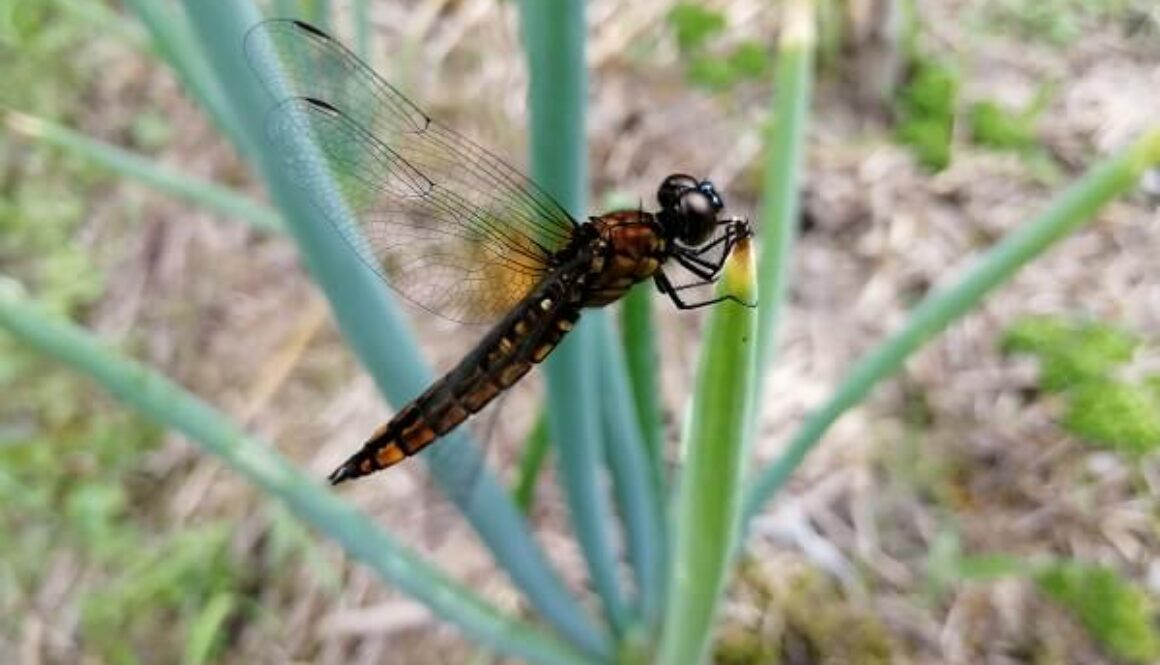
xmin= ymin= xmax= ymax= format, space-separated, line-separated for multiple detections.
xmin=4 ymin=111 xmax=282 ymax=234
xmin=620 ymin=283 xmax=665 ymax=494
xmin=181 ymin=1 xmax=605 ymax=656
xmin=754 ymin=0 xmax=815 ymax=395
xmin=519 ymin=0 xmax=629 ymax=637
xmin=122 ymin=0 xmax=254 ymax=158
xmin=0 ymin=286 xmax=594 ymax=665
xmin=597 ymin=323 xmax=666 ymax=628
xmin=512 ymin=410 xmax=551 ymax=514
xmin=743 ymin=126 xmax=1160 ymax=523
xmin=658 ymin=240 xmax=758 ymax=665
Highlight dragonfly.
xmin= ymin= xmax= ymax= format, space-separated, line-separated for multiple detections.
xmin=244 ymin=19 xmax=754 ymax=485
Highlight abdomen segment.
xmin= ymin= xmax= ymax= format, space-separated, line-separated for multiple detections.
xmin=328 ymin=280 xmax=580 ymax=484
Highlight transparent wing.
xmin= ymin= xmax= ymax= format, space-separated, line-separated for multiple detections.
xmin=244 ymin=19 xmax=579 ymax=323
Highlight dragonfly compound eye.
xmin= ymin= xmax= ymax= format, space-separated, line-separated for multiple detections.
xmin=697 ymin=180 xmax=724 ymax=212
xmin=678 ymin=189 xmax=718 ymax=246
xmin=657 ymin=173 xmax=699 ymax=211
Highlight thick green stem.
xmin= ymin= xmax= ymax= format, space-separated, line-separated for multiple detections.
xmin=519 ymin=0 xmax=629 ymax=638
xmin=754 ymin=0 xmax=815 ymax=399
xmin=512 ymin=410 xmax=551 ymax=514
xmin=620 ymin=284 xmax=665 ymax=496
xmin=598 ymin=322 xmax=666 ymax=628
xmin=5 ymin=112 xmax=281 ymax=234
xmin=658 ymin=240 xmax=758 ymax=665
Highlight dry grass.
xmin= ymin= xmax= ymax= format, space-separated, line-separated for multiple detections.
xmin=8 ymin=0 xmax=1160 ymax=663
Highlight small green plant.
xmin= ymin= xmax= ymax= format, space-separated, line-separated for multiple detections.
xmin=1062 ymin=380 xmax=1160 ymax=454
xmin=1036 ymin=562 xmax=1160 ymax=663
xmin=666 ymin=4 xmax=774 ymax=90
xmin=895 ymin=56 xmax=959 ymax=170
xmin=1002 ymin=315 xmax=1160 ymax=454
xmin=967 ymin=86 xmax=1059 ymax=180
xmin=980 ymin=0 xmax=1158 ymax=46
xmin=667 ymin=2 xmax=727 ymax=52
xmin=1002 ymin=316 xmax=1137 ymax=391
xmin=968 ymin=98 xmax=1040 ymax=153
xmin=926 ymin=535 xmax=1160 ymax=663
xmin=80 ymin=524 xmax=247 ymax=664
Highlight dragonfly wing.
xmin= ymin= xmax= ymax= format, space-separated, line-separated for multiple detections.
xmin=245 ymin=19 xmax=579 ymax=324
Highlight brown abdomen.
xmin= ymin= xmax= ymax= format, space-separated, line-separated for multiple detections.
xmin=328 ymin=278 xmax=580 ymax=484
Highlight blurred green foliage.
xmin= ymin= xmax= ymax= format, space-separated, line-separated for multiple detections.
xmin=980 ymin=0 xmax=1159 ymax=45
xmin=966 ymin=86 xmax=1061 ymax=181
xmin=1036 ymin=562 xmax=1160 ymax=663
xmin=1062 ymin=380 xmax=1160 ymax=454
xmin=1002 ymin=316 xmax=1137 ymax=391
xmin=967 ymin=99 xmax=1040 ymax=153
xmin=894 ymin=57 xmax=958 ymax=171
xmin=0 ymin=0 xmax=108 ymax=314
xmin=928 ymin=533 xmax=1160 ymax=662
xmin=0 ymin=6 xmax=141 ymax=627
xmin=1002 ymin=315 xmax=1160 ymax=455
xmin=666 ymin=4 xmax=772 ymax=91
xmin=80 ymin=524 xmax=244 ymax=665
xmin=715 ymin=564 xmax=896 ymax=665
xmin=0 ymin=2 xmax=312 ymax=661
xmin=925 ymin=529 xmax=1027 ymax=597
xmin=667 ymin=2 xmax=726 ymax=52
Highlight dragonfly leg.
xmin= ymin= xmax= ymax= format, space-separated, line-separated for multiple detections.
xmin=686 ymin=225 xmax=736 ymax=257
xmin=655 ymin=269 xmax=752 ymax=310
xmin=673 ymin=253 xmax=721 ymax=280
xmin=676 ymin=225 xmax=743 ymax=276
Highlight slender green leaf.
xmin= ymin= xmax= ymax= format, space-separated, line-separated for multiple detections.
xmin=0 ymin=284 xmax=595 ymax=665
xmin=5 ymin=111 xmax=282 ymax=234
xmin=519 ymin=0 xmax=629 ymax=637
xmin=179 ymin=1 xmax=606 ymax=655
xmin=122 ymin=0 xmax=254 ymax=157
xmin=597 ymin=323 xmax=666 ymax=628
xmin=754 ymin=0 xmax=815 ymax=394
xmin=658 ymin=239 xmax=758 ymax=665
xmin=620 ymin=283 xmax=665 ymax=494
xmin=744 ymin=126 xmax=1160 ymax=522
xmin=512 ymin=410 xmax=551 ymax=514
xmin=184 ymin=592 xmax=236 ymax=665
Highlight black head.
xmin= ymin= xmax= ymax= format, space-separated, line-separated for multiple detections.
xmin=656 ymin=173 xmax=725 ymax=246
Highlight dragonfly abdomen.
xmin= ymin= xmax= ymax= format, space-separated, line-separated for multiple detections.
xmin=328 ymin=273 xmax=583 ymax=484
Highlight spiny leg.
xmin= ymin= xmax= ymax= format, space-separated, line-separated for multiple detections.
xmin=677 ymin=227 xmax=743 ymax=276
xmin=654 ymin=269 xmax=751 ymax=310
xmin=674 ymin=253 xmax=721 ymax=280
xmin=686 ymin=223 xmax=740 ymax=258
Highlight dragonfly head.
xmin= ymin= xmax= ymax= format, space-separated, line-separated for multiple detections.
xmin=657 ymin=173 xmax=724 ymax=247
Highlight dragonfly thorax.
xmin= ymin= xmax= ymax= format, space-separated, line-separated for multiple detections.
xmin=656 ymin=173 xmax=724 ymax=248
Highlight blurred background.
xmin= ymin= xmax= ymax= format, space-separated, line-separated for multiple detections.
xmin=3 ymin=0 xmax=1160 ymax=663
